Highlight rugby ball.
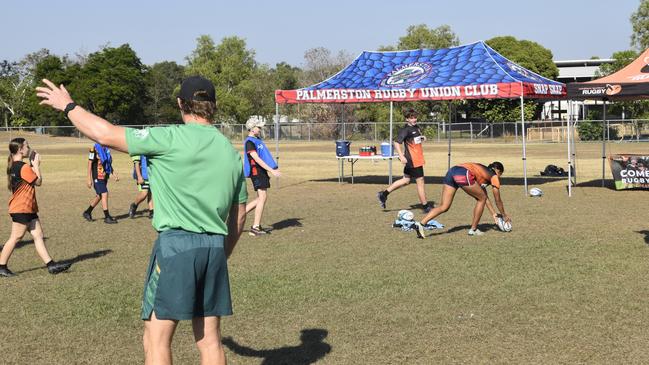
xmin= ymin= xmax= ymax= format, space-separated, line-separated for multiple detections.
xmin=397 ymin=209 xmax=414 ymax=221
xmin=529 ymin=187 xmax=543 ymax=197
xmin=497 ymin=216 xmax=512 ymax=232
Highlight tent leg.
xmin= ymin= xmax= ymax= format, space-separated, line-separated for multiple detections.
xmin=447 ymin=102 xmax=452 ymax=170
xmin=389 ymin=101 xmax=393 ymax=185
xmin=520 ymin=95 xmax=528 ymax=195
xmin=602 ymin=101 xmax=607 ymax=187
xmin=567 ymin=100 xmax=572 ymax=197
xmin=275 ymin=103 xmax=280 ymax=188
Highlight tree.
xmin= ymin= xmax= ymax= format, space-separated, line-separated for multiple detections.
xmin=0 ymin=60 xmax=32 ymax=127
xmin=22 ymin=54 xmax=74 ymax=127
xmin=73 ymin=44 xmax=148 ymax=124
xmin=397 ymin=24 xmax=460 ymax=50
xmin=597 ymin=50 xmax=638 ymax=76
xmin=631 ymin=0 xmax=649 ymax=50
xmin=467 ymin=36 xmax=559 ymax=123
xmin=300 ymin=47 xmax=352 ymax=86
xmin=144 ymin=61 xmax=185 ymax=124
xmin=185 ymin=35 xmax=258 ymax=123
xmin=486 ymin=36 xmax=558 ymax=79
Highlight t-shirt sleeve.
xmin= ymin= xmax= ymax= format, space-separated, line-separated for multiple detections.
xmin=395 ymin=127 xmax=408 ymax=143
xmin=20 ymin=164 xmax=38 ymax=184
xmin=234 ymin=166 xmax=248 ymax=204
xmin=126 ymin=127 xmax=172 ymax=157
xmin=245 ymin=141 xmax=257 ymax=154
xmin=491 ymin=175 xmax=501 ymax=189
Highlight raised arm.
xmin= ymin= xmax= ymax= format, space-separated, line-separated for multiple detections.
xmin=36 ymin=79 xmax=128 ymax=152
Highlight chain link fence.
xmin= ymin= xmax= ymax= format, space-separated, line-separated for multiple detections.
xmin=3 ymin=119 xmax=649 ymax=144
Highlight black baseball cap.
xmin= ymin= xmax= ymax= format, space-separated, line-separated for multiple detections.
xmin=178 ymin=76 xmax=216 ymax=102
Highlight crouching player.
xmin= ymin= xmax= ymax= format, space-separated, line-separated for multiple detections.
xmin=414 ymin=162 xmax=511 ymax=238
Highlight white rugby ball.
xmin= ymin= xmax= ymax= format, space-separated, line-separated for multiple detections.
xmin=497 ymin=217 xmax=512 ymax=232
xmin=529 ymin=187 xmax=543 ymax=197
xmin=397 ymin=209 xmax=414 ymax=221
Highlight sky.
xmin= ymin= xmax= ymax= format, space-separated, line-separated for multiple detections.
xmin=1 ymin=0 xmax=641 ymax=68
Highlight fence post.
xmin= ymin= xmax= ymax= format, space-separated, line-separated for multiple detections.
xmin=308 ymin=123 xmax=311 ymax=141
xmin=470 ymin=122 xmax=473 ymax=142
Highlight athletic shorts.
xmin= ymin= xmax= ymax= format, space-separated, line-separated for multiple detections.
xmin=250 ymin=174 xmax=270 ymax=191
xmin=403 ymin=166 xmax=424 ymax=179
xmin=141 ymin=229 xmax=232 ymax=320
xmin=137 ymin=180 xmax=150 ymax=192
xmin=93 ymin=179 xmax=108 ymax=195
xmin=443 ymin=166 xmax=476 ymax=188
xmin=10 ymin=213 xmax=38 ymax=225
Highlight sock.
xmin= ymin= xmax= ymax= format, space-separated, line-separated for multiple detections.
xmin=423 ymin=202 xmax=430 ymax=208
xmin=103 ymin=209 xmax=110 ymax=218
xmin=0 ymin=264 xmax=7 ymax=269
xmin=381 ymin=191 xmax=389 ymax=198
xmin=45 ymin=260 xmax=54 ymax=267
xmin=149 ymin=209 xmax=153 ymax=215
xmin=85 ymin=206 xmax=94 ymax=214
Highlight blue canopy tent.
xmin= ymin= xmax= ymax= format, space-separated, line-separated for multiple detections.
xmin=275 ymin=41 xmax=566 ymax=191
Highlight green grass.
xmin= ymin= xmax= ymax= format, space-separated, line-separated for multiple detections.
xmin=1 ymin=132 xmax=648 ymax=364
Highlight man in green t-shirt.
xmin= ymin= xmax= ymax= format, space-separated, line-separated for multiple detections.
xmin=37 ymin=76 xmax=247 ymax=365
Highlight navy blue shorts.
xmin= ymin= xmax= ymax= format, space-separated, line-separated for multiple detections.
xmin=403 ymin=166 xmax=424 ymax=179
xmin=443 ymin=166 xmax=476 ymax=188
xmin=93 ymin=179 xmax=108 ymax=195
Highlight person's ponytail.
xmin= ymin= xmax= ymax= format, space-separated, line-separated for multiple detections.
xmin=7 ymin=138 xmax=26 ymax=191
xmin=488 ymin=161 xmax=504 ymax=174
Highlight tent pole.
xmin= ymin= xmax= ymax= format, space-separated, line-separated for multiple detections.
xmin=602 ymin=100 xmax=607 ymax=187
xmin=520 ymin=94 xmax=528 ymax=195
xmin=447 ymin=102 xmax=452 ymax=169
xmin=275 ymin=103 xmax=280 ymax=188
xmin=389 ymin=101 xmax=393 ymax=185
xmin=341 ymin=103 xmax=345 ymax=140
xmin=567 ymin=100 xmax=572 ymax=197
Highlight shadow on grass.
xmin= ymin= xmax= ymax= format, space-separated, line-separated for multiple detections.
xmin=312 ymin=175 xmax=566 ymax=186
xmin=222 ymin=328 xmax=331 ymax=365
xmin=271 ymin=218 xmax=303 ymax=231
xmin=574 ymin=179 xmax=616 ymax=190
xmin=113 ymin=209 xmax=152 ymax=220
xmin=422 ymin=223 xmax=499 ymax=237
xmin=1 ymin=237 xmax=50 ymax=251
xmin=13 ymin=249 xmax=113 ymax=274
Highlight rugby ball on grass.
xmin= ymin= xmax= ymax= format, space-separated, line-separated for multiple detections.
xmin=496 ymin=216 xmax=512 ymax=232
xmin=397 ymin=209 xmax=414 ymax=221
xmin=529 ymin=187 xmax=543 ymax=197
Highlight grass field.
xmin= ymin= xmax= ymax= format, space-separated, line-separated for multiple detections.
xmin=1 ymin=131 xmax=649 ymax=364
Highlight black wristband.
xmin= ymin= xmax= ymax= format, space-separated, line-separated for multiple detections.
xmin=64 ymin=102 xmax=77 ymax=116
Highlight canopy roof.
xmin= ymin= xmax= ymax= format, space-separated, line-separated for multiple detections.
xmin=567 ymin=48 xmax=649 ymax=100
xmin=275 ymin=41 xmax=565 ymax=104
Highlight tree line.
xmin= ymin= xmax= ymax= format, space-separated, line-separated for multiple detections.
xmin=2 ymin=1 xmax=649 ymax=133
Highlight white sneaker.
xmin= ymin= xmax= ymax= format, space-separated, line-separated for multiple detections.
xmin=468 ymin=228 xmax=484 ymax=236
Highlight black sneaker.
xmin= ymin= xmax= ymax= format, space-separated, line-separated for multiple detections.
xmin=249 ymin=226 xmax=268 ymax=236
xmin=128 ymin=203 xmax=137 ymax=218
xmin=104 ymin=216 xmax=118 ymax=224
xmin=377 ymin=191 xmax=387 ymax=209
xmin=148 ymin=210 xmax=154 ymax=219
xmin=47 ymin=261 xmax=71 ymax=274
xmin=423 ymin=203 xmax=433 ymax=214
xmin=0 ymin=267 xmax=16 ymax=277
xmin=82 ymin=211 xmax=93 ymax=222
xmin=414 ymin=222 xmax=426 ymax=239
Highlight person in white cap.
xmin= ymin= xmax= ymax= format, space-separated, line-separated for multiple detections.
xmin=243 ymin=118 xmax=281 ymax=236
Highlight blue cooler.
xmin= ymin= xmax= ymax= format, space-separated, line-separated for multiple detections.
xmin=381 ymin=142 xmax=393 ymax=157
xmin=336 ymin=140 xmax=351 ymax=157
